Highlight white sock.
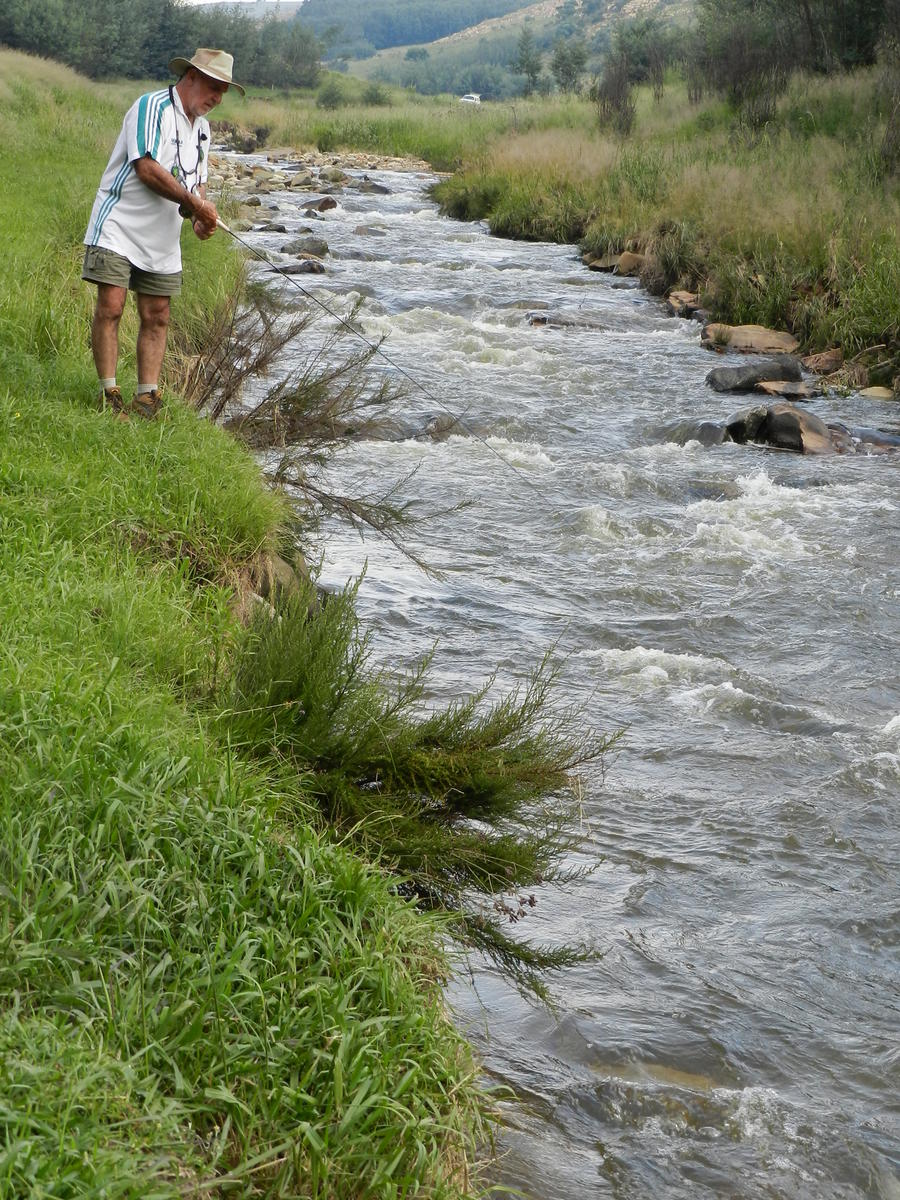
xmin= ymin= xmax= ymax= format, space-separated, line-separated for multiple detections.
xmin=100 ymin=377 xmax=116 ymax=390
xmin=136 ymin=383 xmax=157 ymax=395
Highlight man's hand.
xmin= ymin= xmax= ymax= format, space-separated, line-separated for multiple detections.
xmin=192 ymin=214 xmax=217 ymax=241
xmin=188 ymin=194 xmax=218 ymax=238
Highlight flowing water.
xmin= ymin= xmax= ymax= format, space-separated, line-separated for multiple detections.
xmin=233 ymin=158 xmax=900 ymax=1199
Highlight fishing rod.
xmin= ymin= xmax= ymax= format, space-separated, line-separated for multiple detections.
xmin=216 ymin=216 xmax=555 ymax=502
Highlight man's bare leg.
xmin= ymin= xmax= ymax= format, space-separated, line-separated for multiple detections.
xmin=135 ymin=292 xmax=171 ymax=389
xmin=91 ymin=283 xmax=127 ymax=381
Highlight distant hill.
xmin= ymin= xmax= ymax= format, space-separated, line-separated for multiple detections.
xmin=190 ymin=0 xmax=306 ymax=20
xmin=299 ymin=0 xmax=540 ymax=59
xmin=342 ymin=0 xmax=693 ymax=98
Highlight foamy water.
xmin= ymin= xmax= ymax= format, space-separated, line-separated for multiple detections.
xmin=230 ymin=155 xmax=900 ymax=1199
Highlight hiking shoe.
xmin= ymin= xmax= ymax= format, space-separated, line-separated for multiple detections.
xmin=131 ymin=389 xmax=163 ymax=420
xmin=98 ymin=386 xmax=128 ymax=419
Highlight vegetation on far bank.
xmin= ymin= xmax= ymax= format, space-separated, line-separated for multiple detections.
xmin=431 ymin=68 xmax=900 ymax=383
xmin=0 ymin=48 xmax=610 ymax=1195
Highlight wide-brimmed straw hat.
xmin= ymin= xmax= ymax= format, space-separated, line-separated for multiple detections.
xmin=168 ymin=48 xmax=245 ymax=96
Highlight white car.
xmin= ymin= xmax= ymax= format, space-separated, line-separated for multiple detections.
xmin=459 ymin=93 xmax=481 ymax=105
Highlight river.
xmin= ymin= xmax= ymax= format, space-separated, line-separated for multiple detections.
xmin=232 ymin=157 xmax=900 ymax=1199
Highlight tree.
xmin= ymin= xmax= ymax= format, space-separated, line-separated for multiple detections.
xmin=513 ymin=27 xmax=542 ymax=94
xmin=550 ymin=38 xmax=588 ymax=92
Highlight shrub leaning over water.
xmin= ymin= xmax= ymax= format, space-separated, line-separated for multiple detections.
xmin=220 ymin=585 xmax=616 ymax=998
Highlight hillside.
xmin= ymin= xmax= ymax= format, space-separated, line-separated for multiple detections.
xmin=342 ymin=0 xmax=693 ymax=96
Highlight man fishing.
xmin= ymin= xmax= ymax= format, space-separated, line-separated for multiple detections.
xmin=82 ymin=48 xmax=244 ymax=419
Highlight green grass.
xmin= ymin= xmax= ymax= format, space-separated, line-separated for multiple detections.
xmin=0 ymin=49 xmax=611 ymax=1193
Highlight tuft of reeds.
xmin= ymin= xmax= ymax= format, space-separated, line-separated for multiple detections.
xmin=219 ymin=586 xmax=617 ymax=999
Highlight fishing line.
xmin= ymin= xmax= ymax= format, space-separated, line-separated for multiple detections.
xmin=216 ymin=217 xmax=557 ymax=503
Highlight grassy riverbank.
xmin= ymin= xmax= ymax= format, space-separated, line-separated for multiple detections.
xmin=0 ymin=50 xmax=602 ymax=1195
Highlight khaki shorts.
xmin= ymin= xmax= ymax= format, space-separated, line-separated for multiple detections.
xmin=82 ymin=245 xmax=182 ymax=296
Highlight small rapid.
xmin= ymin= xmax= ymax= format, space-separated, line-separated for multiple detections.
xmin=229 ymin=155 xmax=900 ymax=1199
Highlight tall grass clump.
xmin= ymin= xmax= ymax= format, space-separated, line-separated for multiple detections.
xmin=219 ymin=587 xmax=615 ymax=996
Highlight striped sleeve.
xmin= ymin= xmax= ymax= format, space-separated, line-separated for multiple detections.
xmin=125 ymin=90 xmax=170 ymax=163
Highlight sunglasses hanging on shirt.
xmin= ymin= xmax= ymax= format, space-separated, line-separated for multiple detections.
xmin=168 ymin=84 xmax=207 ymax=195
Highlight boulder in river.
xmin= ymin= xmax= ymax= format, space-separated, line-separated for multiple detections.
xmin=726 ymin=403 xmax=835 ymax=454
xmin=583 ymin=252 xmax=618 ymax=272
xmin=706 ymin=355 xmax=803 ymax=393
xmin=702 ymin=323 xmax=800 ymax=354
xmin=352 ymin=179 xmax=392 ymax=195
xmin=303 ymin=197 xmax=338 ymax=214
xmin=279 ymin=259 xmax=326 ymax=275
xmin=281 ymin=236 xmax=329 ymax=258
xmin=859 ymin=386 xmax=896 ymax=400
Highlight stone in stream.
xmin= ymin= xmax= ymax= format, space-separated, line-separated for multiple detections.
xmin=706 ymin=355 xmax=803 ymax=393
xmin=725 ymin=403 xmax=836 ymax=454
xmin=666 ymin=290 xmax=701 ymax=317
xmin=582 ymin=252 xmax=618 ymax=271
xmin=279 ymin=259 xmax=326 ymax=275
xmin=281 ymin=236 xmax=329 ymax=257
xmin=303 ymin=197 xmax=338 ymax=214
xmin=353 ymin=225 xmax=388 ymax=237
xmin=354 ymin=179 xmax=392 ymax=195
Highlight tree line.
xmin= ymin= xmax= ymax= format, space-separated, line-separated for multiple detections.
xmin=0 ymin=0 xmax=322 ymax=88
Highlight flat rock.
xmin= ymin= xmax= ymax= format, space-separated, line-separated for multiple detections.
xmin=353 ymin=224 xmax=388 ymax=237
xmin=667 ymin=290 xmax=700 ymax=316
xmin=702 ymin=323 xmax=800 ymax=354
xmin=859 ymin=386 xmax=896 ymax=400
xmin=583 ymin=253 xmax=618 ymax=271
xmin=755 ymin=380 xmax=817 ymax=399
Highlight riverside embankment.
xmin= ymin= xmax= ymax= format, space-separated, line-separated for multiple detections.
xmin=220 ymin=145 xmax=900 ymax=1198
xmin=2 ymin=50 xmax=594 ymax=1197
